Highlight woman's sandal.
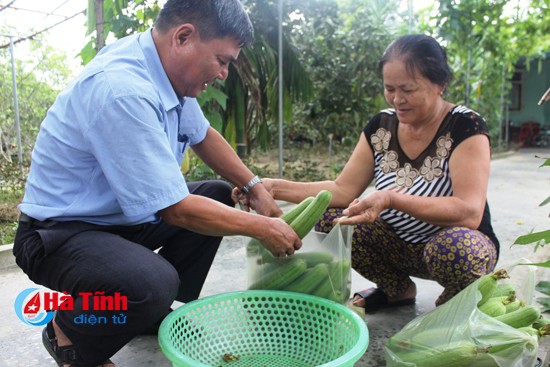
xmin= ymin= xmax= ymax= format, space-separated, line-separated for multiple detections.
xmin=353 ymin=287 xmax=415 ymax=310
xmin=42 ymin=321 xmax=113 ymax=367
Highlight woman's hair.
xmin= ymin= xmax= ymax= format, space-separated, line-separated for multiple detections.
xmin=379 ymin=34 xmax=452 ymax=88
xmin=155 ymin=0 xmax=255 ymax=47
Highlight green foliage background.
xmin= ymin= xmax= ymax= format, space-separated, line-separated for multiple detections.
xmin=3 ymin=0 xmax=548 ymax=166
xmin=0 ymin=41 xmax=72 ymax=163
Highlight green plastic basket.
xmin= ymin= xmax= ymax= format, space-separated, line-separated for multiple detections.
xmin=158 ymin=290 xmax=369 ymax=367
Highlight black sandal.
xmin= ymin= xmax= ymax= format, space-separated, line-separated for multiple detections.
xmin=353 ymin=287 xmax=415 ymax=310
xmin=42 ymin=321 xmax=113 ymax=367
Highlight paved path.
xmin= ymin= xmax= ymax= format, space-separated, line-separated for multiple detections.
xmin=1 ymin=148 xmax=549 ymax=366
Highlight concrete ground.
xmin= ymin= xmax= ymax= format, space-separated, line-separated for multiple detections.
xmin=1 ymin=147 xmax=550 ymax=366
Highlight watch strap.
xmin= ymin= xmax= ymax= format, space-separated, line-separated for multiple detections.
xmin=241 ymin=175 xmax=262 ymax=194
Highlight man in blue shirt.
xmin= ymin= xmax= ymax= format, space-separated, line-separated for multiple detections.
xmin=13 ymin=1 xmax=302 ymax=366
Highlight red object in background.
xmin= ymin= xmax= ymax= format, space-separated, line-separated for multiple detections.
xmin=518 ymin=122 xmax=541 ymax=146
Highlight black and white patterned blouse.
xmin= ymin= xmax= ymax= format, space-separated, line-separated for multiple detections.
xmin=363 ymin=105 xmax=499 ymax=249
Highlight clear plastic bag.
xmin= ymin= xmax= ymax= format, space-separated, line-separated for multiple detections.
xmin=246 ymin=222 xmax=352 ymax=304
xmin=384 ymin=260 xmax=539 ymax=367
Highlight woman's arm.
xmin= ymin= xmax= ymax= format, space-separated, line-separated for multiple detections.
xmin=267 ymin=132 xmax=375 ymax=208
xmin=341 ymin=134 xmax=490 ymax=229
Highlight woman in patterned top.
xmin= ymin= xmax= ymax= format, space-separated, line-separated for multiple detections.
xmin=250 ymin=34 xmax=499 ymax=309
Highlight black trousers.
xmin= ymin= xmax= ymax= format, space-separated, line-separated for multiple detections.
xmin=13 ymin=180 xmax=233 ymax=365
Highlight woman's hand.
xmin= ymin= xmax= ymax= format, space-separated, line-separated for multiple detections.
xmin=336 ymin=191 xmax=392 ymax=225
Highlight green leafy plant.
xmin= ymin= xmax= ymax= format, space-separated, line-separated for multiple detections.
xmin=0 ymin=220 xmax=18 ymax=246
xmin=0 ymin=161 xmax=26 ymax=203
xmin=514 ymin=156 xmax=550 ymax=311
xmin=0 ymin=161 xmax=25 ymax=245
xmin=536 ymin=281 xmax=550 ymax=312
xmin=514 ymin=157 xmax=550 ymax=251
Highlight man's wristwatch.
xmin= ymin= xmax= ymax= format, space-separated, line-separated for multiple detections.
xmin=241 ymin=175 xmax=263 ymax=194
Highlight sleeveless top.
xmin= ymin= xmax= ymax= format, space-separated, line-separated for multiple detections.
xmin=363 ymin=106 xmax=499 ymax=251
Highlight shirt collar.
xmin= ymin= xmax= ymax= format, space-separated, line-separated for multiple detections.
xmin=138 ymin=29 xmax=184 ymax=111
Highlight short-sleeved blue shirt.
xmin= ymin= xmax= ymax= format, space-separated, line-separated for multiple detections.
xmin=19 ymin=29 xmax=210 ymax=225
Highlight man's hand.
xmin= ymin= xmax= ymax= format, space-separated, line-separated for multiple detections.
xmin=232 ymin=179 xmax=282 ymax=217
xmin=259 ymin=217 xmax=302 ymax=257
xmin=231 ymin=187 xmax=249 ymax=210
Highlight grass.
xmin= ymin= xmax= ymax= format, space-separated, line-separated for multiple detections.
xmin=0 ymin=201 xmax=20 ymax=246
xmin=244 ymin=140 xmax=354 ymax=181
xmin=1 ymin=161 xmax=25 ymax=245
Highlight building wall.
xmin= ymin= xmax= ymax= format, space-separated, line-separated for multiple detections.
xmin=508 ymin=56 xmax=550 ymax=129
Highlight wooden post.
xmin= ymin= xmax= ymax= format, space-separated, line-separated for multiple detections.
xmin=95 ymin=0 xmax=105 ymax=52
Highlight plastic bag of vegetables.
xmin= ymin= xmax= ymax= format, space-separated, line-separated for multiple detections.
xmin=246 ymin=190 xmax=353 ymax=304
xmin=384 ymin=261 xmax=541 ymax=367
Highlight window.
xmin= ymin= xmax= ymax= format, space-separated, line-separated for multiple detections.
xmin=508 ymin=71 xmax=523 ymax=111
